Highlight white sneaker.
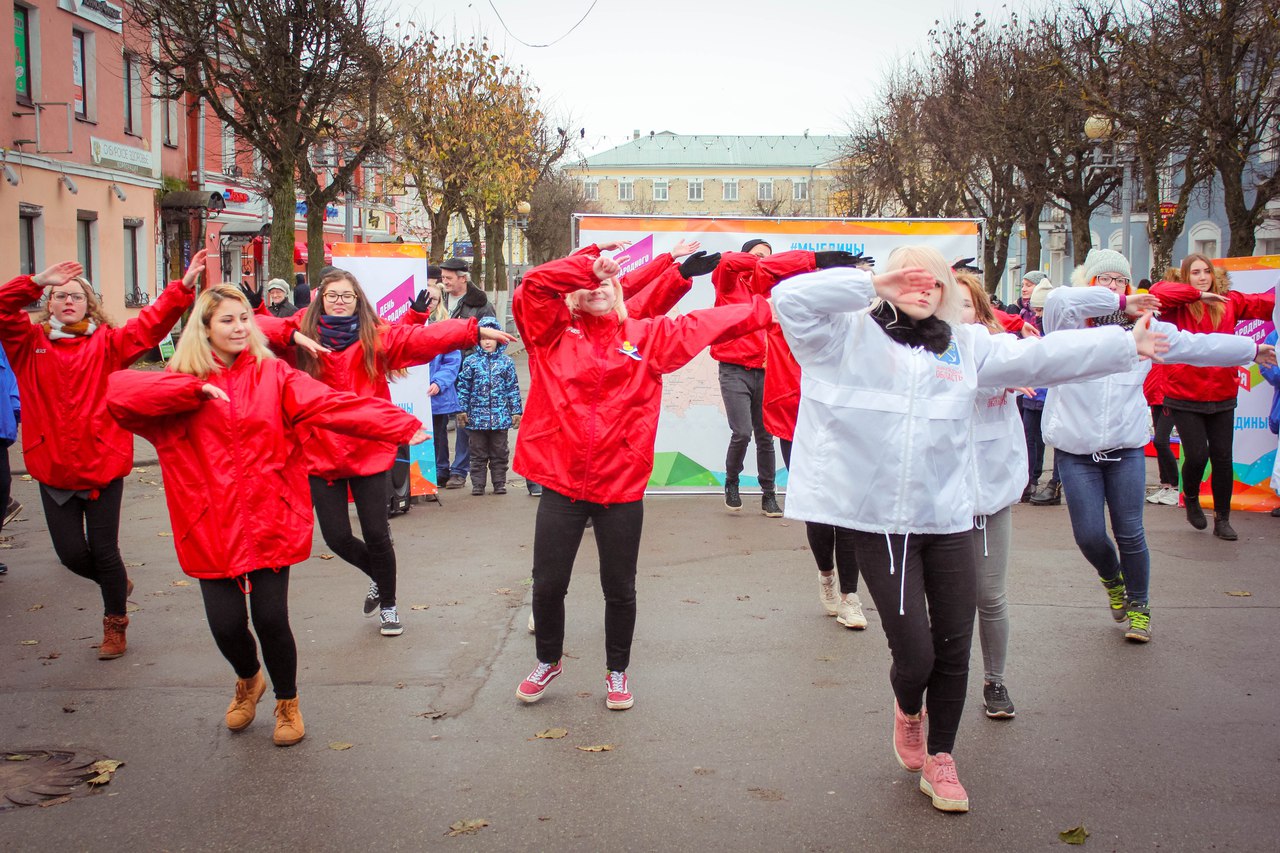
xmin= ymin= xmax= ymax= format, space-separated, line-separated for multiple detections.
xmin=1145 ymin=489 xmax=1162 ymax=504
xmin=819 ymin=575 xmax=839 ymax=616
xmin=527 ymin=612 xmax=536 ymax=634
xmin=836 ymin=592 xmax=868 ymax=629
xmin=1157 ymin=487 xmax=1179 ymax=506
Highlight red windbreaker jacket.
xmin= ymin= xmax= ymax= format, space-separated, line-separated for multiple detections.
xmin=1148 ymin=280 xmax=1274 ymax=402
xmin=710 ymin=251 xmax=767 ymax=368
xmin=260 ymin=316 xmax=479 ymax=480
xmin=747 ymin=251 xmax=819 ymax=441
xmin=106 ymin=356 xmax=421 ymax=579
xmin=513 ymin=253 xmax=772 ymax=504
xmin=0 ymin=275 xmax=194 ymax=491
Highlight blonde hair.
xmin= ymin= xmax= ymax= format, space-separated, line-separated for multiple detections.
xmin=168 ymin=285 xmax=274 ymax=378
xmin=38 ymin=276 xmax=115 ymax=328
xmin=427 ymin=282 xmax=449 ymax=323
xmin=881 ymin=245 xmax=963 ymax=324
xmin=566 ymin=278 xmax=628 ymax=323
xmin=954 ymin=271 xmax=1003 ymax=334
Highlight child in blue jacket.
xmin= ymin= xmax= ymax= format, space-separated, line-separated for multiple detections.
xmin=456 ymin=316 xmax=523 ymax=495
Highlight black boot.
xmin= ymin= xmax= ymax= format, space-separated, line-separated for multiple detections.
xmin=1212 ymin=512 xmax=1237 ymax=541
xmin=724 ymin=482 xmax=742 ymax=511
xmin=761 ymin=492 xmax=782 ymax=518
xmin=1029 ymin=481 xmax=1061 ymax=506
xmin=1184 ymin=496 xmax=1207 ymax=530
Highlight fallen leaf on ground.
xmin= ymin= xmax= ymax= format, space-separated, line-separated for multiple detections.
xmin=328 ymin=742 xmax=354 ymax=751
xmin=736 ymin=595 xmax=750 ymax=601
xmin=748 ymin=787 xmax=786 ymax=802
xmin=681 ymin=599 xmax=700 ymax=605
xmin=317 ymin=553 xmax=335 ymax=560
xmin=446 ymin=819 xmax=489 ymax=837
xmin=86 ymin=773 xmax=112 ymax=786
xmin=575 ymin=744 xmax=613 ymax=752
xmin=171 ymin=580 xmax=190 ymax=587
xmin=27 ymin=603 xmax=43 ymax=612
xmin=417 ymin=710 xmax=446 ymax=720
xmin=126 ymin=604 xmax=140 ymax=613
xmin=38 ymin=795 xmax=72 ymax=808
xmin=92 ymin=759 xmax=124 ymax=774
xmin=157 ymin=531 xmax=172 ymax=537
xmin=410 ymin=604 xmax=430 ymax=611
xmin=520 ymin=578 xmax=533 ymax=586
xmin=62 ymin=705 xmax=76 ymax=713
xmin=494 ymin=588 xmax=512 ymax=595
xmin=395 ymin=682 xmax=405 ymax=689
xmin=124 ymin=562 xmax=145 ymax=568
xmin=6 ymin=754 xmax=32 ymax=761
xmin=535 ymin=728 xmax=568 ymax=739
xmin=816 ymin=655 xmax=836 ymax=662
xmin=39 ymin=652 xmax=60 ymax=660
xmin=442 ymin=600 xmax=461 ymax=606
xmin=576 ymin=691 xmax=593 ymax=698
xmin=1058 ymin=825 xmax=1089 ymax=845
xmin=20 ymin=474 xmax=31 ymax=481
xmin=694 ymin=767 xmax=715 ymax=776
xmin=20 ymin=640 xmax=37 ymax=646
xmin=133 ymin=467 xmax=149 ymax=474
xmin=1225 ymin=590 xmax=1252 ymax=597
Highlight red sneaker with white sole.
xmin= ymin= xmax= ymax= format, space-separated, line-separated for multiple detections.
xmin=893 ymin=702 xmax=926 ymax=772
xmin=605 ymin=670 xmax=633 ymax=710
xmin=516 ymin=661 xmax=561 ymax=703
xmin=920 ymin=752 xmax=969 ymax=812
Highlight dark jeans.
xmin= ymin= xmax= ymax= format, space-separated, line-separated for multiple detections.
xmin=1019 ymin=399 xmax=1059 ymax=486
xmin=431 ymin=413 xmax=469 ymax=481
xmin=467 ymin=429 xmax=510 ymax=490
xmin=1056 ymin=447 xmax=1150 ymax=605
xmin=199 ymin=567 xmax=297 ymax=700
xmin=780 ymin=439 xmax=857 ymax=593
xmin=847 ymin=528 xmax=976 ymax=755
xmin=1150 ymin=405 xmax=1180 ymax=487
xmin=718 ymin=362 xmax=776 ymax=492
xmin=310 ymin=471 xmax=397 ymax=608
xmin=1168 ymin=406 xmax=1235 ymax=513
xmin=531 ymin=488 xmax=644 ymax=672
xmin=39 ymin=477 xmax=129 ymax=616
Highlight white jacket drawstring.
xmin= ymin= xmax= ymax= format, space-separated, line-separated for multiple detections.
xmin=1092 ymin=449 xmax=1121 ymax=463
xmin=974 ymin=514 xmax=989 ymax=557
xmin=883 ymin=530 xmax=911 ymax=615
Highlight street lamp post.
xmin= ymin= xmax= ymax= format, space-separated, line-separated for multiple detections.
xmin=1084 ymin=115 xmax=1134 ymax=263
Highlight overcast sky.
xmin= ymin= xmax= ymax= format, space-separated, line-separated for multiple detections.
xmin=394 ymin=0 xmax=1000 ymax=156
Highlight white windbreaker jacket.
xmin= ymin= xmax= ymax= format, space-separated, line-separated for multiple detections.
xmin=1042 ymin=287 xmax=1259 ymax=456
xmin=774 ymin=268 xmax=1141 ymax=536
xmin=971 ymin=378 xmax=1028 ymax=518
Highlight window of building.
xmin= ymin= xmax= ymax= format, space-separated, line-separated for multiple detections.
xmin=793 ymin=179 xmax=809 ymax=201
xmin=1188 ymin=220 xmax=1221 ymax=259
xmin=71 ymin=31 xmax=87 ymax=118
xmin=123 ymin=53 xmax=142 ymax=135
xmin=123 ymin=220 xmax=142 ymax=301
xmin=758 ymin=179 xmax=774 ymax=201
xmin=162 ymin=78 xmax=180 ymax=147
xmin=653 ymin=179 xmax=668 ymax=202
xmin=14 ymin=4 xmax=34 ymax=105
xmin=618 ymin=179 xmax=634 ymax=201
xmin=221 ymin=98 xmax=238 ymax=175
xmin=1258 ymin=237 xmax=1280 ymax=256
xmin=76 ymin=211 xmax=97 ymax=284
xmin=583 ymin=179 xmax=598 ymax=201
xmin=723 ymin=179 xmax=738 ymax=201
xmin=688 ymin=179 xmax=703 ymax=202
xmin=18 ymin=207 xmax=40 ymax=275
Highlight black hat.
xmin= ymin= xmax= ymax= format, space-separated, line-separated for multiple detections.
xmin=427 ymin=265 xmax=442 ymax=281
xmin=741 ymin=238 xmax=772 ymax=253
xmin=440 ymin=258 xmax=469 ymax=272
xmin=951 ymin=257 xmax=982 ymax=274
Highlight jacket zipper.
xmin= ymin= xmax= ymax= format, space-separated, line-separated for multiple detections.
xmin=580 ymin=333 xmax=606 ymax=502
xmin=895 ymin=350 xmax=921 ymax=530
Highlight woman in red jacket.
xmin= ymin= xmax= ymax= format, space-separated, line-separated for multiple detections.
xmin=512 ymin=250 xmax=772 ymax=711
xmin=264 ymin=269 xmax=511 ymax=637
xmin=0 ymin=251 xmax=204 ymax=660
xmin=107 ymin=285 xmax=425 ymax=746
xmin=1150 ymin=255 xmax=1276 ymax=540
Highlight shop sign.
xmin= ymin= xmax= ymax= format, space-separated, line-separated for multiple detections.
xmin=91 ymin=136 xmax=152 ymax=177
xmin=57 ymin=0 xmax=123 ymax=34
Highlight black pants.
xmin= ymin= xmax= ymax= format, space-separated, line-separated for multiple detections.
xmin=847 ymin=528 xmax=976 ymax=755
xmin=0 ymin=446 xmax=10 ymax=534
xmin=1019 ymin=399 xmax=1059 ymax=485
xmin=310 ymin=471 xmax=397 ymax=608
xmin=718 ymin=362 xmax=776 ymax=492
xmin=199 ymin=567 xmax=297 ymax=700
xmin=531 ymin=488 xmax=644 ymax=672
xmin=467 ymin=429 xmax=510 ymax=490
xmin=1168 ymin=405 xmax=1235 ymax=513
xmin=780 ymin=439 xmax=857 ymax=593
xmin=39 ymin=477 xmax=129 ymax=616
xmin=1150 ymin=405 xmax=1180 ymax=487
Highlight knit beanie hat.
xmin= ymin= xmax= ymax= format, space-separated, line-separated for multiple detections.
xmin=741 ymin=238 xmax=771 ymax=253
xmin=1022 ymin=270 xmax=1049 ymax=286
xmin=1029 ymin=281 xmax=1056 ymax=310
xmin=1071 ymin=248 xmax=1131 ymax=287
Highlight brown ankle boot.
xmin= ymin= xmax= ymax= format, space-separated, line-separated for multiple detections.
xmin=273 ymin=697 xmax=305 ymax=746
xmin=99 ymin=615 xmax=128 ymax=660
xmin=225 ymin=670 xmax=267 ymax=731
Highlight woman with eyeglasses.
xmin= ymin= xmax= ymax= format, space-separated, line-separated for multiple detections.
xmin=261 ymin=270 xmax=514 ymax=636
xmin=1149 ymin=255 xmax=1275 ymax=540
xmin=0 ymin=251 xmax=206 ymax=659
xmin=1042 ymin=249 xmax=1275 ymax=642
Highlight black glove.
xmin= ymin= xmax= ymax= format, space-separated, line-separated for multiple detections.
xmin=853 ymin=254 xmax=875 ymax=269
xmin=411 ymin=288 xmax=430 ymax=313
xmin=815 ymin=251 xmax=860 ymax=269
xmin=678 ymin=251 xmax=721 ymax=279
xmin=239 ymin=282 xmax=262 ymax=309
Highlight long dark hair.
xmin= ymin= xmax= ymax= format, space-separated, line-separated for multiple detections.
xmin=296 ymin=271 xmax=393 ymax=382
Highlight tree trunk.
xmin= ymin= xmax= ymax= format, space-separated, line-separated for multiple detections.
xmin=267 ymin=171 xmax=298 ymax=281
xmin=1021 ymin=201 xmax=1044 ymax=273
xmin=1066 ymin=201 xmax=1094 ymax=266
xmin=428 ymin=205 xmax=451 ymax=262
xmin=982 ymin=217 xmax=1014 ymax=295
xmin=1217 ymin=157 xmax=1257 ymax=257
xmin=305 ymin=193 xmax=327 ymax=289
xmin=461 ymin=208 xmax=484 ymax=289
xmin=485 ymin=214 xmax=506 ymax=295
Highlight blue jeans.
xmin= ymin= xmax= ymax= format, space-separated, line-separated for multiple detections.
xmin=1056 ymin=447 xmax=1150 ymax=606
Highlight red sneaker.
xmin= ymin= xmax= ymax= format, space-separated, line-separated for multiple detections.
xmin=893 ymin=702 xmax=926 ymax=772
xmin=605 ymin=670 xmax=633 ymax=710
xmin=516 ymin=661 xmax=562 ymax=703
xmin=920 ymin=752 xmax=969 ymax=812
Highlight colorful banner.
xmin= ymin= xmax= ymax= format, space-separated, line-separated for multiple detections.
xmin=330 ymin=243 xmax=437 ymax=497
xmin=574 ymin=214 xmax=983 ymax=493
xmin=1199 ymin=256 xmax=1279 ymax=512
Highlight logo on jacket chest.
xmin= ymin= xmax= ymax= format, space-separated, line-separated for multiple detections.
xmin=933 ymin=340 xmax=963 ymax=382
xmin=618 ymin=340 xmax=642 ymax=361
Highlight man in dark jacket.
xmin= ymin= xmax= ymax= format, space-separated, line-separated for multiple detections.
xmin=293 ymin=272 xmax=311 ymax=309
xmin=438 ymin=258 xmax=494 ymax=488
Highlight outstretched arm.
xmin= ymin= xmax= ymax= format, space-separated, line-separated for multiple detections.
xmin=105 ymin=370 xmax=208 ymax=439
xmin=514 ymin=253 xmax=614 ymax=349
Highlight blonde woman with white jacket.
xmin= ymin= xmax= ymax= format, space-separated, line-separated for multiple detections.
xmin=775 ymin=245 xmax=1161 ymax=814
xmin=1041 ymin=249 xmax=1275 ymax=644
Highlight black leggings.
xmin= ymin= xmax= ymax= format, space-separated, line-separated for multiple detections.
xmin=199 ymin=567 xmax=297 ymax=700
xmin=39 ymin=477 xmax=129 ymax=616
xmin=780 ymin=440 xmax=858 ymax=593
xmin=531 ymin=488 xmax=643 ymax=672
xmin=846 ymin=527 xmax=976 ymax=756
xmin=1150 ymin=405 xmax=1180 ymax=487
xmin=1168 ymin=406 xmax=1235 ymax=511
xmin=310 ymin=471 xmax=397 ymax=608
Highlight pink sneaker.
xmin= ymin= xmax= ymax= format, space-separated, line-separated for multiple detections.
xmin=893 ymin=702 xmax=926 ymax=772
xmin=605 ymin=670 xmax=633 ymax=710
xmin=516 ymin=661 xmax=562 ymax=703
xmin=920 ymin=752 xmax=969 ymax=812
